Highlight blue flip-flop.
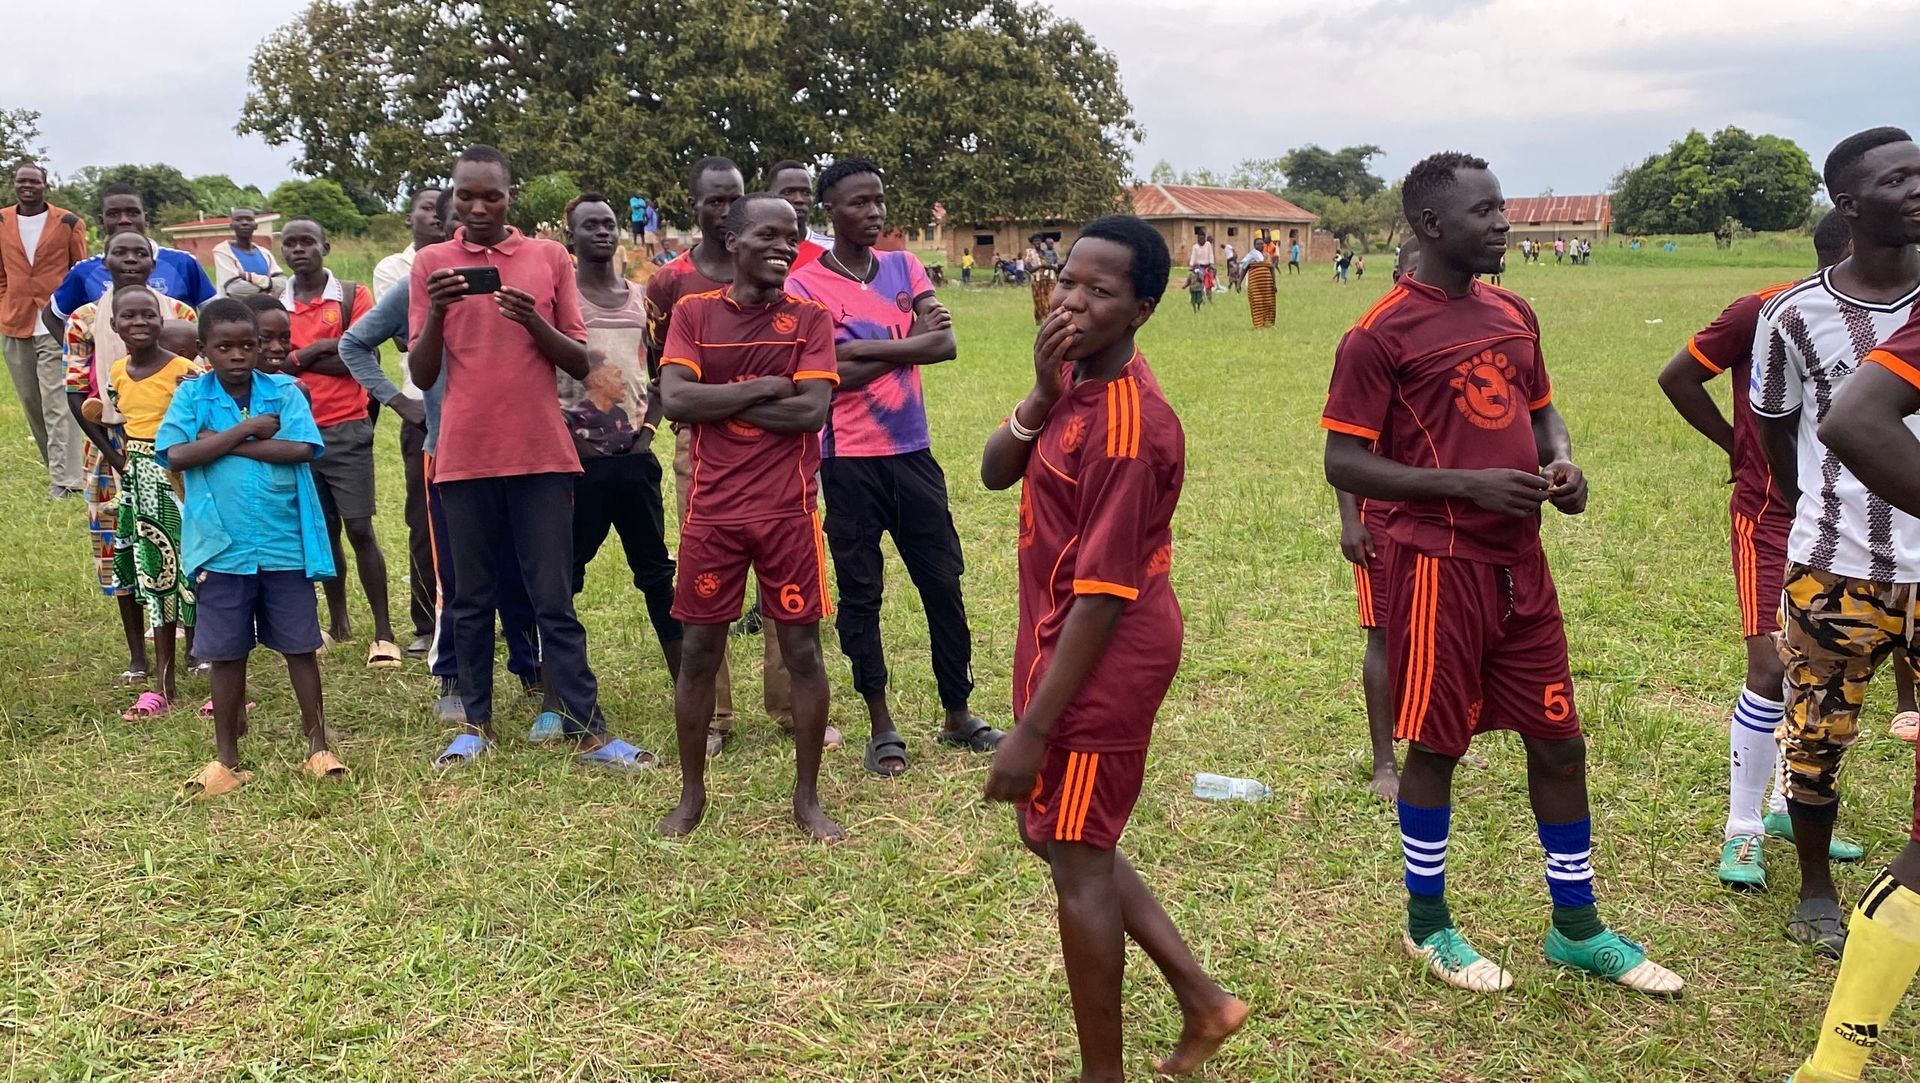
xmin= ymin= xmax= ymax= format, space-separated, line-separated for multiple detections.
xmin=434 ymin=731 xmax=494 ymax=767
xmin=575 ymin=738 xmax=657 ymax=771
xmin=527 ymin=711 xmax=567 ymax=744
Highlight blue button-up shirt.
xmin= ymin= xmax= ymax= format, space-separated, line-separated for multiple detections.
xmin=155 ymin=370 xmax=335 ymax=581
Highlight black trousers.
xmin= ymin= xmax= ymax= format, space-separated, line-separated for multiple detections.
xmin=438 ymin=472 xmax=604 ymax=736
xmin=821 ymin=449 xmax=974 ymax=710
xmin=401 ymin=419 xmax=434 ymax=640
xmin=573 ymin=451 xmax=680 ymax=647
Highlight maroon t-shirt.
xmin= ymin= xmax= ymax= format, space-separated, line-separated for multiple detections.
xmin=1322 ymin=277 xmax=1552 ymax=565
xmin=661 ymin=289 xmax=838 ymax=526
xmin=1685 ymin=282 xmax=1796 ymax=520
xmin=1014 ymin=353 xmax=1185 ymax=752
xmin=644 ymin=251 xmax=726 ymax=357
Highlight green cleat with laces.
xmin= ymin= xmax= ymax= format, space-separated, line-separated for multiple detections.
xmin=1718 ymin=833 xmax=1767 ymax=890
xmin=1763 ymin=810 xmax=1865 ymax=862
xmin=1403 ymin=927 xmax=1513 ymax=993
xmin=1545 ymin=927 xmax=1684 ymax=996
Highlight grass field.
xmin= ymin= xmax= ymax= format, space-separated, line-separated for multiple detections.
xmin=4 ymin=238 xmax=1916 ymax=1082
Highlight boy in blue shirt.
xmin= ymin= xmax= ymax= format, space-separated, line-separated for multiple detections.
xmin=157 ymin=298 xmax=342 ymax=797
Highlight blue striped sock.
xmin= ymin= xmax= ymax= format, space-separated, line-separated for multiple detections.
xmin=1538 ymin=817 xmax=1595 ymax=910
xmin=1399 ymin=800 xmax=1449 ymax=897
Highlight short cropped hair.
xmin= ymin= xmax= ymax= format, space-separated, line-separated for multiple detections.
xmin=197 ymin=297 xmax=260 ymax=340
xmin=1824 ymin=127 xmax=1913 ymax=198
xmin=458 ymin=143 xmax=512 ymax=183
xmin=565 ymin=191 xmax=613 ymax=228
xmin=1073 ymin=214 xmax=1171 ymax=305
xmin=817 ymin=157 xmax=883 ymax=203
xmin=690 ymin=155 xmax=741 ymax=195
xmin=723 ymin=192 xmax=794 ymax=238
xmin=1401 ymin=151 xmax=1491 ymax=227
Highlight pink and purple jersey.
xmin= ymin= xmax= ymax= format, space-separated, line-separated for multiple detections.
xmin=786 ymin=250 xmax=935 ymax=459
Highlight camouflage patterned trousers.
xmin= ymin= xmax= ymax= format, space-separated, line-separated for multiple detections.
xmin=1779 ymin=564 xmax=1920 ymax=809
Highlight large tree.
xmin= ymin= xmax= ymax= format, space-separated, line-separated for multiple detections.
xmin=1274 ymin=144 xmax=1385 ymax=202
xmin=268 ymin=178 xmax=369 ymax=236
xmin=1612 ymin=126 xmax=1818 ymax=234
xmin=61 ymin=164 xmax=198 ymax=220
xmin=238 ymin=0 xmax=1138 ymax=228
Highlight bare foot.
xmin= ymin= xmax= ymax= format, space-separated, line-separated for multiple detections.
xmin=657 ymin=794 xmax=707 ymax=837
xmin=794 ymin=800 xmax=845 ymax=842
xmin=1367 ymin=767 xmax=1400 ymax=802
xmin=1154 ymin=995 xmax=1248 ymax=1076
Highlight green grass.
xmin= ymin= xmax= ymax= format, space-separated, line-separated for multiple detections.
xmin=3 ymin=238 xmax=1914 ymax=1081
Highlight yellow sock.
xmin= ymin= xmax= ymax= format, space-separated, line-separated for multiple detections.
xmin=1799 ymin=874 xmax=1920 ymax=1082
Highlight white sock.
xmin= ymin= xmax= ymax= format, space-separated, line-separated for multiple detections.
xmin=1726 ymin=687 xmax=1785 ymax=839
xmin=1767 ymin=749 xmax=1790 ymax=818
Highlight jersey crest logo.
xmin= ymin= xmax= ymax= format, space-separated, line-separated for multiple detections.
xmin=1058 ymin=415 xmax=1088 ymax=453
xmin=693 ymin=572 xmax=721 ymax=598
xmin=772 ymin=313 xmax=798 ymax=335
xmin=895 ymin=291 xmax=913 ymax=313
xmin=1018 ymin=485 xmax=1035 ymax=549
xmin=1450 ymin=350 xmax=1521 ymax=430
xmin=1147 ymin=544 xmax=1172 ymax=577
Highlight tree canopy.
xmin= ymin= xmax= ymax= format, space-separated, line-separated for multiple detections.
xmin=268 ymin=178 xmax=369 ymax=236
xmin=238 ymin=0 xmax=1139 ymax=229
xmin=61 ymin=164 xmax=198 ymax=220
xmin=1612 ymin=127 xmax=1819 ymax=235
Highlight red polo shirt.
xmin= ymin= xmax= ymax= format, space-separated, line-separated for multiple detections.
xmin=286 ymin=270 xmax=375 ymax=428
xmin=410 ymin=226 xmax=589 ymax=482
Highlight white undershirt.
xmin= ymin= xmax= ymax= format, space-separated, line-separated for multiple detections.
xmin=15 ymin=210 xmax=46 ymax=266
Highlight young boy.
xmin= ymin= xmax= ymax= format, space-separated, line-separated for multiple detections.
xmin=279 ymin=216 xmax=395 ymax=665
xmin=654 ymin=192 xmax=841 ymax=840
xmin=1323 ymin=152 xmax=1680 ymax=996
xmin=1183 ymin=268 xmax=1204 ymax=313
xmin=982 ymin=215 xmax=1246 ymax=1082
xmin=156 ymin=298 xmax=340 ymax=796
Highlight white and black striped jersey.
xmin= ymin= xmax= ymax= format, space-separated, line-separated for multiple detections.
xmin=1750 ymin=268 xmax=1920 ymax=582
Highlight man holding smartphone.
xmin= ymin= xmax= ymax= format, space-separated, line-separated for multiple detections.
xmin=408 ymin=143 xmax=653 ymax=770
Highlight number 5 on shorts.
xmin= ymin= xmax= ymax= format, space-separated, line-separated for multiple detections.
xmin=780 ymin=583 xmax=806 ymax=614
xmin=1543 ymin=682 xmax=1571 ymax=722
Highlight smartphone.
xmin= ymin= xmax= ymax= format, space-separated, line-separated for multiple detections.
xmin=451 ymin=265 xmax=502 ymax=295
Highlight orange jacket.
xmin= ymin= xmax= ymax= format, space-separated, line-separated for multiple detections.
xmin=0 ymin=203 xmax=89 ymax=337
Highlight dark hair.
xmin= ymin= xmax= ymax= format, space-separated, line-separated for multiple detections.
xmin=197 ymin=297 xmax=259 ymax=340
xmin=457 ymin=143 xmax=512 ymax=182
xmin=1813 ymin=207 xmax=1852 ymax=264
xmin=723 ymin=192 xmax=795 ymax=238
xmin=281 ymin=214 xmax=326 ymax=239
xmin=13 ymin=161 xmax=48 ymax=183
xmin=1072 ymin=214 xmax=1171 ymax=305
xmin=690 ymin=155 xmax=741 ymax=195
xmin=434 ymin=188 xmax=453 ymax=224
xmin=407 ymin=186 xmax=445 ymax=210
xmin=100 ymin=182 xmax=142 ymax=210
xmin=817 ymin=157 xmax=883 ymax=203
xmin=240 ymin=293 xmax=286 ymax=317
xmin=1824 ymin=127 xmax=1913 ymax=198
xmin=766 ymin=159 xmax=809 ymax=184
xmin=1401 ymin=151 xmax=1492 ymax=226
xmin=112 ymin=283 xmax=160 ymax=312
xmin=565 ymin=190 xmax=613 ymax=228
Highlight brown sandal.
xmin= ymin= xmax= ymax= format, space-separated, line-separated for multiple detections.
xmin=302 ymin=750 xmax=350 ymax=778
xmin=182 ymin=760 xmax=253 ymax=799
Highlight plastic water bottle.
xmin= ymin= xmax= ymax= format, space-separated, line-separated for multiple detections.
xmin=1192 ymin=773 xmax=1270 ymax=802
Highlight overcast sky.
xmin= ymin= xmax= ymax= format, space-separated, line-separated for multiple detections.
xmin=21 ymin=0 xmax=1920 ymax=200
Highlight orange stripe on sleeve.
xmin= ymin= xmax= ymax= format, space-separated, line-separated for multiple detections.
xmin=793 ymin=369 xmax=840 ymax=384
xmin=1686 ymin=337 xmax=1725 ymax=375
xmin=1867 ymin=348 xmax=1920 ymax=391
xmin=660 ymin=356 xmax=702 ymax=378
xmin=1320 ymin=417 xmax=1382 ymax=440
xmin=1073 ymin=578 xmax=1140 ymax=601
xmin=1528 ymin=391 xmax=1553 ymax=410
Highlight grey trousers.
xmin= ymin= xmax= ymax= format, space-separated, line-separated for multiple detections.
xmin=2 ymin=334 xmax=82 ymax=489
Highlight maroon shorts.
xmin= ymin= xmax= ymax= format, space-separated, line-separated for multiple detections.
xmin=1354 ymin=543 xmax=1391 ymax=630
xmin=1387 ymin=544 xmax=1580 ymax=758
xmin=1732 ymin=503 xmax=1790 ymax=638
xmin=1022 ymin=746 xmax=1147 ymax=851
xmin=673 ymin=513 xmax=832 ymax=626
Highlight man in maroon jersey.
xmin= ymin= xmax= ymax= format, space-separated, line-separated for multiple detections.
xmin=1658 ymin=209 xmax=1872 ymax=890
xmin=982 ymin=214 xmax=1245 ymax=1083
xmin=1324 ymin=151 xmax=1680 ymax=997
xmin=645 ymin=156 xmax=798 ymax=756
xmin=654 ymin=193 xmax=841 ymax=841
